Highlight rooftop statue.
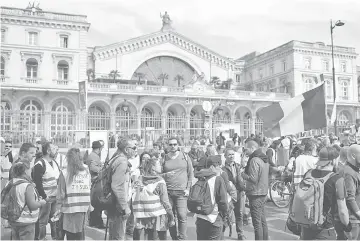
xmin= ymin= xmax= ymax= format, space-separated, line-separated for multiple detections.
xmin=160 ymin=11 xmax=173 ymax=31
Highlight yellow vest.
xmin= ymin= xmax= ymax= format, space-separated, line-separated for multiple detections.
xmin=195 ymin=176 xmax=219 ymax=224
xmin=132 ymin=178 xmax=167 ymax=219
xmin=13 ymin=178 xmax=40 ymax=224
xmin=62 ymin=168 xmax=91 ymax=213
xmin=1 ymin=155 xmax=12 ymax=181
xmin=37 ymin=159 xmax=60 ymax=197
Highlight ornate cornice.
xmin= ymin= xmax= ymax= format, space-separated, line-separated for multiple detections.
xmin=1 ymin=49 xmax=12 ymax=60
xmin=20 ymin=51 xmax=43 ymax=62
xmin=93 ymin=30 xmax=235 ymax=70
xmin=294 ymin=48 xmax=357 ymax=59
xmin=1 ymin=15 xmax=90 ymax=31
xmin=52 ymin=53 xmax=74 ymax=64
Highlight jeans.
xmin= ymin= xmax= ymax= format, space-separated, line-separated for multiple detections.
xmin=89 ymin=207 xmax=103 ymax=227
xmin=133 ymin=228 xmax=167 ymax=240
xmin=248 ymin=195 xmax=268 ymax=240
xmin=36 ymin=196 xmax=56 ymax=240
xmin=65 ymin=230 xmax=85 ymax=240
xmin=234 ymin=191 xmax=245 ymax=238
xmin=126 ymin=200 xmax=135 ymax=237
xmin=108 ymin=212 xmax=128 ymax=240
xmin=168 ymin=190 xmax=187 ymax=240
xmin=10 ymin=223 xmax=35 ymax=240
xmin=301 ymin=227 xmax=336 ymax=240
xmin=196 ymin=218 xmax=222 ymax=240
xmin=334 ymin=220 xmax=348 ymax=240
xmin=345 ymin=223 xmax=360 ymax=240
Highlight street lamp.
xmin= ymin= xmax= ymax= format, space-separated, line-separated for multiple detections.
xmin=330 ymin=19 xmax=345 ymax=136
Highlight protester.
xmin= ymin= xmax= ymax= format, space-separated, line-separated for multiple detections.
xmin=341 ymin=144 xmax=360 ymax=240
xmin=54 ymin=145 xmax=67 ymax=170
xmin=7 ymin=162 xmax=46 ymax=240
xmin=9 ymin=143 xmax=37 ymax=180
xmin=336 ymin=146 xmax=349 ymax=173
xmin=194 ymin=156 xmax=228 ymax=240
xmin=1 ymin=139 xmax=13 ymax=188
xmin=87 ymin=141 xmax=105 ymax=229
xmin=108 ymin=137 xmax=133 ymax=240
xmin=162 ymin=137 xmax=193 ymax=240
xmin=187 ymin=140 xmax=205 ymax=169
xmin=242 ymin=140 xmax=269 ymax=240
xmin=205 ymin=144 xmax=218 ymax=158
xmin=222 ymin=148 xmax=246 ymax=240
xmin=216 ymin=145 xmax=226 ymax=166
xmin=226 ymin=141 xmax=241 ymax=164
xmin=132 ymin=157 xmax=175 ymax=240
xmin=55 ymin=148 xmax=91 ymax=240
xmin=33 ymin=142 xmax=62 ymax=240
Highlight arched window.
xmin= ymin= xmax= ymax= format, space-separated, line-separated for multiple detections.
xmin=340 ymin=80 xmax=349 ymax=100
xmin=304 ymin=79 xmax=313 ymax=91
xmin=51 ymin=100 xmax=74 ymax=138
xmin=338 ymin=112 xmax=350 ymax=126
xmin=1 ymin=56 xmax=5 ymax=76
xmin=26 ymin=58 xmax=38 ymax=78
xmin=19 ymin=99 xmax=43 ymax=132
xmin=88 ymin=104 xmax=110 ymax=130
xmin=57 ymin=60 xmax=69 ymax=80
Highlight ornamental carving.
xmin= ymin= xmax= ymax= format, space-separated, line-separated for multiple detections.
xmin=20 ymin=51 xmax=43 ymax=62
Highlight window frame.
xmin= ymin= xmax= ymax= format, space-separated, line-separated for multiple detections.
xmin=340 ymin=61 xmax=347 ymax=73
xmin=1 ymin=27 xmax=7 ymax=44
xmin=28 ymin=31 xmax=38 ymax=46
xmin=26 ymin=58 xmax=38 ymax=78
xmin=0 ymin=56 xmax=5 ymax=76
xmin=59 ymin=35 xmax=69 ymax=48
xmin=57 ymin=60 xmax=69 ymax=80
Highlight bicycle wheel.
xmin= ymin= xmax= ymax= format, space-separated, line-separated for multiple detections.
xmin=270 ymin=180 xmax=291 ymax=208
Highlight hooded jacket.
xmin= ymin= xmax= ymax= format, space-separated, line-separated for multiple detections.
xmin=194 ymin=169 xmax=228 ymax=227
xmin=243 ymin=149 xmax=269 ymax=196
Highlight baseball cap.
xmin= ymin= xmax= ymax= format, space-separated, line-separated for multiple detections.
xmin=317 ymin=147 xmax=339 ymax=166
xmin=92 ymin=141 xmax=102 ymax=149
xmin=198 ymin=155 xmax=222 ymax=169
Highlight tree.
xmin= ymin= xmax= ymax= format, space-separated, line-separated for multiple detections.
xmin=226 ymin=78 xmax=233 ymax=89
xmin=109 ymin=70 xmax=121 ymax=82
xmin=244 ymin=82 xmax=255 ymax=91
xmin=134 ymin=72 xmax=146 ymax=85
xmin=209 ymin=76 xmax=220 ymax=88
xmin=86 ymin=68 xmax=94 ymax=82
xmin=174 ymin=74 xmax=184 ymax=87
xmin=157 ymin=73 xmax=169 ymax=86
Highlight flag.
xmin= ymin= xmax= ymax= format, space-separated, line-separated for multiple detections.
xmin=258 ymin=83 xmax=326 ymax=138
xmin=78 ymin=81 xmax=87 ymax=110
xmin=330 ymin=98 xmax=337 ymax=125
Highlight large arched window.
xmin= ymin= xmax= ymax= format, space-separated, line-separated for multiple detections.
xmin=304 ymin=79 xmax=314 ymax=92
xmin=88 ymin=104 xmax=110 ymax=130
xmin=57 ymin=60 xmax=69 ymax=80
xmin=338 ymin=112 xmax=350 ymax=126
xmin=51 ymin=100 xmax=74 ymax=138
xmin=19 ymin=99 xmax=43 ymax=132
xmin=26 ymin=58 xmax=38 ymax=78
xmin=340 ymin=80 xmax=349 ymax=100
xmin=1 ymin=56 xmax=5 ymax=76
xmin=141 ymin=107 xmax=154 ymax=128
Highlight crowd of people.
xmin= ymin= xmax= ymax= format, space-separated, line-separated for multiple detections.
xmin=1 ymin=129 xmax=360 ymax=240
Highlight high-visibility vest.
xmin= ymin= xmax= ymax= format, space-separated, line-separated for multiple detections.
xmin=132 ymin=178 xmax=167 ymax=218
xmin=13 ymin=178 xmax=40 ymax=224
xmin=36 ymin=159 xmax=60 ymax=197
xmin=62 ymin=168 xmax=91 ymax=213
xmin=196 ymin=176 xmax=219 ymax=224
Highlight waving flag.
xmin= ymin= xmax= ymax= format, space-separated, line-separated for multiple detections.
xmin=258 ymin=83 xmax=326 ymax=137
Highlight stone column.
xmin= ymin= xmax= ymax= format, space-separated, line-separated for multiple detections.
xmin=137 ymin=113 xmax=141 ymax=136
xmin=43 ymin=111 xmax=51 ymax=140
xmin=110 ymin=112 xmax=116 ymax=133
xmin=251 ymin=115 xmax=256 ymax=135
xmin=161 ymin=114 xmax=166 ymax=135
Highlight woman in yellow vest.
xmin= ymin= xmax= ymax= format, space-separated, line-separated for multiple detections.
xmin=132 ymin=157 xmax=175 ymax=240
xmin=54 ymin=148 xmax=91 ymax=240
xmin=9 ymin=162 xmax=46 ymax=240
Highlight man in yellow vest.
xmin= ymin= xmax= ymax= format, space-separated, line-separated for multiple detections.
xmin=33 ymin=142 xmax=61 ymax=240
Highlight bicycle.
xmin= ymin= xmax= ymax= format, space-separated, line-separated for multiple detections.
xmin=269 ymin=169 xmax=293 ymax=208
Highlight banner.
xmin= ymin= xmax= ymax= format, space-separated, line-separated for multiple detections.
xmin=79 ymin=81 xmax=87 ymax=110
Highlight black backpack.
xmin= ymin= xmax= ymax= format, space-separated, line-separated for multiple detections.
xmin=187 ymin=175 xmax=216 ymax=215
xmin=90 ymin=154 xmax=120 ymax=211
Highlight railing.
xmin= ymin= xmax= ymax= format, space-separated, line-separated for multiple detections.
xmin=87 ymin=83 xmax=290 ymax=100
xmin=22 ymin=77 xmax=40 ymax=84
xmin=53 ymin=79 xmax=69 ymax=85
xmin=1 ymin=7 xmax=88 ymax=23
xmin=0 ymin=76 xmax=8 ymax=83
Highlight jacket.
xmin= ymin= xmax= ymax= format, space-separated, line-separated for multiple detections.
xmin=242 ymin=149 xmax=269 ymax=196
xmin=222 ymin=162 xmax=246 ymax=192
xmin=188 ymin=149 xmax=205 ymax=168
xmin=110 ymin=153 xmax=131 ymax=214
xmin=194 ymin=169 xmax=228 ymax=226
xmin=87 ymin=152 xmax=102 ymax=181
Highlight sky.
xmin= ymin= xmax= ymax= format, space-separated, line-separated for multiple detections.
xmin=3 ymin=0 xmax=360 ymax=64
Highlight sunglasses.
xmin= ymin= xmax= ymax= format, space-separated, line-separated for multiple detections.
xmin=126 ymin=146 xmax=137 ymax=150
xmin=5 ymin=145 xmax=12 ymax=148
xmin=169 ymin=143 xmax=178 ymax=146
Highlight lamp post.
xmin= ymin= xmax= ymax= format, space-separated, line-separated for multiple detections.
xmin=330 ymin=19 xmax=345 ymax=136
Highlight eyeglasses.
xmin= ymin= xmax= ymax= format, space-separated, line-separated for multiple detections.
xmin=169 ymin=143 xmax=177 ymax=146
xmin=126 ymin=146 xmax=137 ymax=150
xmin=5 ymin=145 xmax=12 ymax=148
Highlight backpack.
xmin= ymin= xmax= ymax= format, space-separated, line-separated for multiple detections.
xmin=90 ymin=154 xmax=121 ymax=211
xmin=1 ymin=179 xmax=30 ymax=222
xmin=289 ymin=170 xmax=334 ymax=229
xmin=187 ymin=175 xmax=216 ymax=215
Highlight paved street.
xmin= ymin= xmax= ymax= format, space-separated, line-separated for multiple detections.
xmin=86 ymin=203 xmax=298 ymax=240
xmin=1 ymin=203 xmax=298 ymax=240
